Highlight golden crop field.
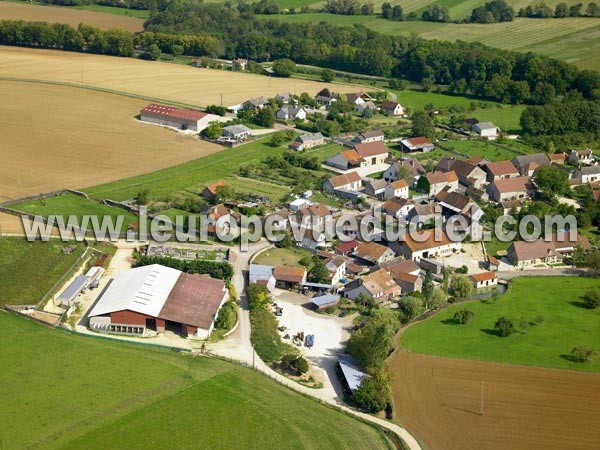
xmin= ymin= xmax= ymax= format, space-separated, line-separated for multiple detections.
xmin=0 ymin=79 xmax=224 ymax=202
xmin=0 ymin=2 xmax=145 ymax=32
xmin=0 ymin=46 xmax=361 ymax=107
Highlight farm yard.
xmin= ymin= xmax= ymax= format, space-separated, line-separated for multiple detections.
xmin=0 ymin=311 xmax=390 ymax=450
xmin=400 ymin=277 xmax=600 ymax=372
xmin=0 ymin=237 xmax=85 ymax=306
xmin=0 ymin=1 xmax=145 ymax=32
xmin=0 ymin=80 xmax=224 ymax=202
xmin=0 ymin=46 xmax=360 ymax=108
xmin=390 ymin=350 xmax=600 ymax=450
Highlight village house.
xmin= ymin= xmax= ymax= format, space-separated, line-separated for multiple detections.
xmin=321 ymin=254 xmax=348 ymax=285
xmin=549 ymin=152 xmax=567 ymax=164
xmin=382 ymin=197 xmax=414 ymax=219
xmin=487 ymin=176 xmax=535 ymax=203
xmin=395 ymin=229 xmax=461 ymax=262
xmin=435 ymin=189 xmax=484 ymax=224
xmin=499 ymin=199 xmax=523 ymax=215
xmin=507 ymin=233 xmax=590 ymax=268
xmin=300 ymin=228 xmax=329 ymax=250
xmin=243 ymin=96 xmax=269 ymax=110
xmin=482 ymin=160 xmax=520 ymax=182
xmin=466 ymin=155 xmax=490 ymax=167
xmin=406 ymin=202 xmax=441 ymax=227
xmin=436 ymin=158 xmax=487 ymax=189
xmin=383 ymin=158 xmax=426 ymax=186
xmin=275 ymin=92 xmax=294 ymax=104
xmin=400 ymin=137 xmax=435 ymax=153
xmin=221 ymin=124 xmax=252 ymax=142
xmin=204 ymin=204 xmax=231 ymax=235
xmin=232 ymin=58 xmax=248 ymax=71
xmin=568 ymin=149 xmax=594 ymax=166
xmin=384 ymin=179 xmax=409 ymax=200
xmin=512 ymin=153 xmax=550 ymax=176
xmin=276 ymin=105 xmax=307 ymax=121
xmin=296 ymin=203 xmax=331 ymax=228
xmin=471 ymin=122 xmax=500 ymax=139
xmin=291 ymin=132 xmax=325 ymax=151
xmin=364 ymin=179 xmax=388 ymax=199
xmin=353 ymin=241 xmax=395 ymax=266
xmin=323 ymin=172 xmax=362 ymax=194
xmin=249 ymin=264 xmax=277 ymax=293
xmin=201 ymin=180 xmax=228 ymax=200
xmin=577 ymin=165 xmax=600 ymax=184
xmin=353 ymin=141 xmax=389 ymax=166
xmin=391 ymin=270 xmax=422 ymax=294
xmin=380 ymin=259 xmax=421 ymax=276
xmin=381 ymin=100 xmax=404 ymax=116
xmin=354 ymin=130 xmax=385 ymax=144
xmin=422 ymin=171 xmax=459 ymax=196
xmin=469 ymin=271 xmax=498 ymax=289
xmin=335 ymin=239 xmax=359 ymax=256
xmin=316 ymin=95 xmax=337 ymax=107
xmin=325 ymin=149 xmax=366 ymax=171
xmin=346 ymin=91 xmax=373 ymax=105
xmin=354 ymin=101 xmax=377 ymax=114
xmin=343 ymin=268 xmax=400 ymax=303
xmin=273 ymin=266 xmax=307 ymax=290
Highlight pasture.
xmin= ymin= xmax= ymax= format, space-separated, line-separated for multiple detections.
xmin=400 ymin=277 xmax=600 ymax=372
xmin=0 ymin=80 xmax=224 ymax=202
xmin=253 ymin=247 xmax=312 ymax=267
xmin=390 ymin=349 xmax=600 ymax=450
xmin=0 ymin=311 xmax=389 ymax=449
xmin=0 ymin=46 xmax=360 ymax=108
xmin=0 ymin=237 xmax=85 ymax=306
xmin=0 ymin=1 xmax=145 ymax=31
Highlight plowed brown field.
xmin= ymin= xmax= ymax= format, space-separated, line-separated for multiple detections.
xmin=0 ymin=2 xmax=145 ymax=32
xmin=390 ymin=350 xmax=600 ymax=450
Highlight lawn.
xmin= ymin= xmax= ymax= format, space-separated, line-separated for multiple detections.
xmin=484 ymin=234 xmax=514 ymax=257
xmin=226 ymin=176 xmax=292 ymax=203
xmin=0 ymin=312 xmax=390 ymax=449
xmin=15 ymin=193 xmax=139 ymax=233
xmin=254 ymin=247 xmax=311 ymax=267
xmin=400 ymin=277 xmax=600 ymax=372
xmin=440 ymin=139 xmax=527 ymax=161
xmin=470 ymin=105 xmax=526 ymax=134
xmin=0 ymin=237 xmax=85 ymax=306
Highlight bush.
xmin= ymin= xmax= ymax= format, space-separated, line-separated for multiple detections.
xmin=352 ymin=369 xmax=391 ymax=413
xmin=494 ymin=316 xmax=515 ymax=337
xmin=453 ymin=308 xmax=474 ymax=325
xmin=215 ymin=300 xmax=237 ymax=330
xmin=582 ymin=289 xmax=600 ymax=309
xmin=250 ymin=308 xmax=292 ymax=363
xmin=282 ymin=354 xmax=309 ymax=375
xmin=570 ymin=345 xmax=598 ymax=362
xmin=272 ymin=58 xmax=296 ymax=77
xmin=134 ymin=256 xmax=233 ymax=281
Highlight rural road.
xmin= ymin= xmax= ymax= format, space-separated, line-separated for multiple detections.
xmin=207 ymin=239 xmax=423 ymax=450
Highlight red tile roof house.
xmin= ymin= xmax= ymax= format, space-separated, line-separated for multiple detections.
xmin=382 ymin=197 xmax=414 ymax=219
xmin=482 ymin=160 xmax=520 ymax=182
xmin=201 ymin=180 xmax=228 ymax=199
xmin=382 ymin=259 xmax=423 ymax=293
xmin=139 ymin=104 xmax=220 ymax=132
xmin=273 ymin=266 xmax=307 ymax=290
xmin=323 ymin=172 xmax=362 ymax=194
xmin=343 ymin=268 xmax=401 ymax=303
xmin=383 ymin=157 xmax=426 ymax=186
xmin=205 ymin=204 xmax=231 ymax=235
xmin=396 ymin=228 xmax=462 ymax=262
xmin=353 ymin=241 xmax=396 ymax=266
xmin=353 ymin=141 xmax=389 ymax=166
xmin=421 ymin=171 xmax=459 ymax=196
xmin=469 ymin=271 xmax=498 ymax=289
xmin=384 ymin=180 xmax=409 ymax=200
xmin=325 ymin=149 xmax=367 ymax=171
xmin=507 ymin=233 xmax=591 ymax=269
xmin=335 ymin=239 xmax=359 ymax=255
xmin=295 ymin=203 xmax=331 ymax=228
xmin=400 ymin=137 xmax=435 ymax=153
xmin=487 ymin=176 xmax=535 ymax=203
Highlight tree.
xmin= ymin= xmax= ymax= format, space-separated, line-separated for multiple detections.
xmin=381 ymin=2 xmax=392 ymax=19
xmin=135 ymin=189 xmax=150 ymax=205
xmin=416 ymin=175 xmax=430 ymax=194
xmin=570 ymin=345 xmax=598 ymax=362
xmin=321 ymin=68 xmax=335 ymax=82
xmin=272 ymin=58 xmax=296 ymax=77
xmin=270 ymin=130 xmax=291 ymax=146
xmin=213 ymin=184 xmax=235 ymax=204
xmin=586 ymin=251 xmax=600 ymax=276
xmin=352 ymin=370 xmax=390 ymax=412
xmin=494 ymin=316 xmax=515 ymax=337
xmin=202 ymin=122 xmax=222 ymax=139
xmin=587 ymin=2 xmax=600 ymax=16
xmin=421 ymin=77 xmax=434 ymax=91
xmin=171 ymin=44 xmax=183 ymax=59
xmin=253 ymin=106 xmax=275 ymax=127
xmin=582 ymin=289 xmax=600 ymax=309
xmin=215 ymin=300 xmax=237 ymax=329
xmin=360 ymin=3 xmax=373 ymax=15
xmin=347 ymin=308 xmax=400 ymax=370
xmin=534 ymin=164 xmax=569 ymax=197
xmin=398 ymin=295 xmax=424 ymax=322
xmin=451 ymin=274 xmax=473 ymax=299
xmin=411 ymin=110 xmax=434 ymax=138
xmin=275 ymin=232 xmax=293 ymax=248
xmin=308 ymin=255 xmax=329 ymax=283
xmin=282 ymin=354 xmax=309 ymax=374
xmin=422 ymin=270 xmax=434 ymax=301
xmin=429 ymin=287 xmax=446 ymax=309
xmin=392 ymin=5 xmax=404 ymax=20
xmin=149 ymin=43 xmax=161 ymax=61
xmin=453 ymin=308 xmax=474 ymax=325
xmin=554 ymin=2 xmax=569 ymax=17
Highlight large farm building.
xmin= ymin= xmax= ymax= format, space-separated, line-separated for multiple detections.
xmin=139 ymin=103 xmax=222 ymax=132
xmin=88 ymin=264 xmax=227 ymax=339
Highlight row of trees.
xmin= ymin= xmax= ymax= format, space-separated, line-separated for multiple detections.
xmin=520 ymin=99 xmax=600 ymax=139
xmin=38 ymin=0 xmax=167 ymax=10
xmin=470 ymin=0 xmax=516 ymax=23
xmin=134 ymin=255 xmax=234 ymax=281
xmin=518 ymin=2 xmax=600 ymax=18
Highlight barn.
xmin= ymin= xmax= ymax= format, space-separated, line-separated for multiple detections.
xmin=88 ymin=264 xmax=227 ymax=339
xmin=139 ymin=103 xmax=221 ymax=132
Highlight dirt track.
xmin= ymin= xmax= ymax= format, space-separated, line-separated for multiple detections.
xmin=390 ymin=350 xmax=600 ymax=450
xmin=0 ymin=2 xmax=145 ymax=32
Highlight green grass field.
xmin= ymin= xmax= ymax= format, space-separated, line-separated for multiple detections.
xmin=263 ymin=14 xmax=600 ymax=72
xmin=0 ymin=311 xmax=390 ymax=449
xmin=400 ymin=277 xmax=600 ymax=372
xmin=15 ymin=193 xmax=139 ymax=232
xmin=0 ymin=237 xmax=85 ymax=306
xmin=7 ymin=0 xmax=151 ymax=18
xmin=227 ymin=176 xmax=292 ymax=203
xmin=254 ymin=247 xmax=311 ymax=266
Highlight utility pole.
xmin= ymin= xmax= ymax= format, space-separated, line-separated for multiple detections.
xmin=81 ymin=65 xmax=84 ymax=84
xmin=221 ymin=93 xmax=223 ymax=107
xmin=480 ymin=381 xmax=484 ymax=416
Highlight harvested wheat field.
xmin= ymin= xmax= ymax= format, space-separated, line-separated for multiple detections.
xmin=0 ymin=46 xmax=361 ymax=107
xmin=390 ymin=350 xmax=600 ymax=450
xmin=0 ymin=2 xmax=145 ymax=32
xmin=0 ymin=80 xmax=223 ymax=202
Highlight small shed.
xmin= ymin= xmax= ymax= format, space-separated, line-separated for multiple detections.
xmin=338 ymin=354 xmax=369 ymax=393
xmin=56 ymin=275 xmax=90 ymax=307
xmin=311 ymin=294 xmax=340 ymax=310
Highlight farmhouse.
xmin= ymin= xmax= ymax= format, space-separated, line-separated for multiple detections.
xmin=325 ymin=149 xmax=365 ymax=171
xmin=397 ymin=229 xmax=461 ymax=262
xmin=353 ymin=241 xmax=395 ymax=265
xmin=296 ymin=203 xmax=331 ymax=228
xmin=292 ymin=132 xmax=325 ymax=150
xmin=487 ymin=176 xmax=535 ymax=202
xmin=335 ymin=239 xmax=359 ymax=256
xmin=243 ymin=96 xmax=269 ymax=110
xmin=512 ymin=153 xmax=550 ymax=176
xmin=384 ymin=179 xmax=409 ymax=200
xmin=275 ymin=92 xmax=294 ymax=104
xmin=353 ymin=141 xmax=389 ymax=165
xmin=273 ymin=266 xmax=307 ymax=290
xmin=88 ymin=265 xmax=227 ymax=339
xmin=346 ymin=91 xmax=372 ymax=105
xmin=382 ymin=197 xmax=413 ymax=219
xmin=249 ymin=264 xmax=276 ymax=292
xmin=406 ymin=202 xmax=441 ymax=226
xmin=316 ymin=95 xmax=337 ymax=107
xmin=364 ymin=179 xmax=387 ymax=198
xmin=469 ymin=271 xmax=498 ymax=289
xmin=383 ymin=158 xmax=426 ymax=185
xmin=471 ymin=122 xmax=500 ymax=139
xmin=577 ymin=166 xmax=600 ymax=184
xmin=568 ymin=149 xmax=594 ymax=166
xmin=140 ymin=104 xmax=220 ymax=132
xmin=276 ymin=105 xmax=306 ymax=121
xmin=483 ymin=160 xmax=520 ymax=182
xmin=201 ymin=180 xmax=228 ymax=199
xmin=436 ymin=189 xmax=484 ymax=224
xmin=354 ymin=101 xmax=377 ymax=114
xmin=422 ymin=171 xmax=459 ymax=196
xmin=381 ymin=100 xmax=404 ymax=116
xmin=400 ymin=137 xmax=435 ymax=153
xmin=323 ymin=172 xmax=362 ymax=194
xmin=232 ymin=58 xmax=248 ymax=71
xmin=343 ymin=268 xmax=400 ymax=303
xmin=447 ymin=159 xmax=487 ymax=189
xmin=507 ymin=233 xmax=590 ymax=268
xmin=354 ymin=130 xmax=385 ymax=144
xmin=549 ymin=152 xmax=568 ymax=164
xmin=221 ymin=124 xmax=252 ymax=142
